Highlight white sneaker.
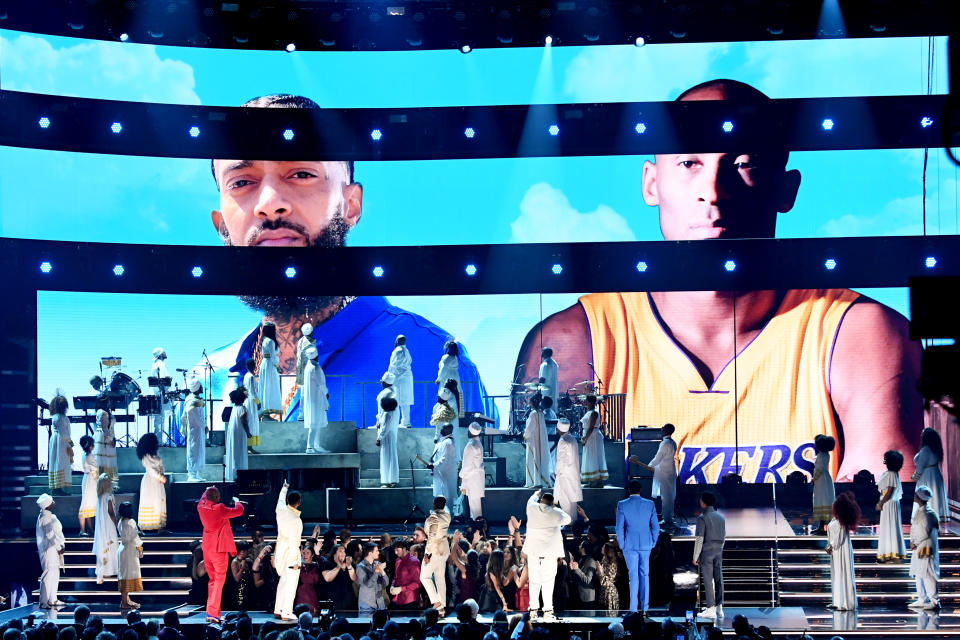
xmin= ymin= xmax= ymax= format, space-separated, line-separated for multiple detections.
xmin=922 ymin=599 xmax=940 ymax=610
xmin=698 ymin=606 xmax=717 ymax=619
xmin=529 ymin=611 xmax=539 ymax=623
xmin=716 ymin=605 xmax=724 ymax=619
xmin=542 ymin=611 xmax=558 ymax=623
xmin=907 ymin=599 xmax=927 ymax=609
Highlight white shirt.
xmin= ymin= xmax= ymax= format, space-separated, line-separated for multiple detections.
xmin=539 ymin=358 xmax=559 ymax=402
xmin=424 ymin=508 xmax=451 ymax=556
xmin=274 ymin=485 xmax=303 ymax=569
xmin=522 ymin=491 xmax=571 ymax=559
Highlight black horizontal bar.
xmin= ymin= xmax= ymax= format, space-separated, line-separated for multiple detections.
xmin=0 ymin=91 xmax=949 ymax=161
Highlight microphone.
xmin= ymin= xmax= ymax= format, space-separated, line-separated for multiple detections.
xmin=176 ymin=368 xmax=188 ymax=373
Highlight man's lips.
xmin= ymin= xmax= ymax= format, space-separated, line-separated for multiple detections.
xmin=250 ymin=231 xmax=306 ymax=246
xmin=690 ymin=223 xmax=728 ymax=238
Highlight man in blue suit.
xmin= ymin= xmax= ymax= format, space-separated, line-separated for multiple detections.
xmin=616 ymin=480 xmax=661 ymax=612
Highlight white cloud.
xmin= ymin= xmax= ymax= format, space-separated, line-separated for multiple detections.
xmin=510 ymin=182 xmax=636 ymax=243
xmin=0 ymin=32 xmax=200 ymax=104
xmin=819 ymin=178 xmax=959 ymax=237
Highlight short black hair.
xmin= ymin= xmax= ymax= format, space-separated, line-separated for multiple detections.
xmin=118 ymin=501 xmax=134 ymax=520
xmin=393 ymin=538 xmax=410 ymax=550
xmin=79 ymin=435 xmax=95 ymax=452
xmin=381 ymin=396 xmax=398 ymax=412
xmin=541 ymin=347 xmax=553 ymax=359
xmin=287 ymin=490 xmax=302 ymax=507
xmin=662 ymin=423 xmax=676 ymax=436
xmin=229 ymin=387 xmax=248 ymax=405
xmin=700 ymin=491 xmax=717 ymax=507
xmin=433 ymin=496 xmax=447 ymax=510
xmin=540 ymin=492 xmax=555 ymax=505
xmin=362 ymin=542 xmax=379 ymax=558
xmin=628 ymin=480 xmax=643 ymax=495
xmin=814 ymin=434 xmax=836 ymax=452
xmin=883 ymin=450 xmax=904 ymax=472
xmin=74 ymin=605 xmax=91 ymax=625
xmin=541 ymin=396 xmax=553 ymax=409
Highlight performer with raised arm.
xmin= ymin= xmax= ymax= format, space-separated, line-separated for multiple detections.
xmin=36 ymin=493 xmax=65 ymax=609
xmin=630 ymin=423 xmax=678 ymax=525
xmin=197 ymin=486 xmax=244 ymax=623
xmin=553 ymin=418 xmax=583 ymax=521
xmin=420 ymin=496 xmax=452 ymax=616
xmin=136 ymin=433 xmax=168 ymax=533
xmin=376 ymin=395 xmax=400 ymax=487
xmin=523 ymin=489 xmax=571 ymax=622
xmin=460 ymin=422 xmax=486 ymax=520
xmin=258 ymin=322 xmax=282 ymax=415
xmin=274 ymin=480 xmax=304 ymax=621
xmin=693 ymin=491 xmax=726 ymax=620
xmin=427 ymin=423 xmax=458 ymax=507
xmin=524 ymin=395 xmax=551 ymax=488
xmin=181 ymin=378 xmax=207 ymax=481
xmin=303 ymin=346 xmax=330 ymax=454
xmin=242 ymin=359 xmax=262 ymax=453
xmin=538 ymin=348 xmax=559 ymax=411
xmin=388 ymin=335 xmax=414 ymax=427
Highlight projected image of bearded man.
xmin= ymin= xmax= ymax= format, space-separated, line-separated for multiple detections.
xmin=204 ymin=94 xmax=486 ymax=428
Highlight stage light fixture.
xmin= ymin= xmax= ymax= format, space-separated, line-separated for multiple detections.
xmin=635 ymin=36 xmax=646 ymax=47
xmin=460 ymin=44 xmax=472 ymax=54
xmin=188 ymin=126 xmax=200 ymax=138
xmin=465 ymin=264 xmax=478 ymax=276
xmin=721 ymin=121 xmax=734 ymax=133
xmin=110 ymin=122 xmax=123 ymax=134
xmin=285 ymin=266 xmax=297 ymax=279
xmin=464 ymin=127 xmax=476 ymax=139
xmin=821 ymin=118 xmax=835 ymax=131
xmin=636 ymin=261 xmax=648 ymax=273
xmin=925 ymin=256 xmax=937 ymax=268
xmin=920 ymin=116 xmax=934 ymax=128
xmin=372 ymin=266 xmax=385 ymax=278
xmin=634 ymin=122 xmax=647 ymax=134
xmin=39 ymin=261 xmax=53 ymax=274
xmin=113 ymin=264 xmax=125 ymax=276
xmin=548 ymin=124 xmax=560 ymax=136
xmin=191 ymin=266 xmax=203 ymax=278
xmin=285 ymin=43 xmax=296 ymax=52
xmin=38 ymin=116 xmax=51 ymax=129
xmin=282 ymin=129 xmax=295 ymax=141
xmin=551 ymin=264 xmax=563 ymax=275
xmin=119 ymin=33 xmax=129 ymax=42
xmin=824 ymin=258 xmax=837 ymax=270
xmin=545 ymin=35 xmax=553 ymax=45
xmin=724 ymin=259 xmax=736 ymax=272
xmin=370 ymin=129 xmax=383 ymax=141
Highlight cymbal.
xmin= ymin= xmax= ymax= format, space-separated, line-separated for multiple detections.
xmin=523 ymin=382 xmax=548 ymax=390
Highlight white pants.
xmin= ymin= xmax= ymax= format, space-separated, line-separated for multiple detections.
xmin=659 ymin=478 xmax=676 ymax=523
xmin=466 ymin=492 xmax=483 ymax=520
xmin=399 ymin=403 xmax=412 ymax=427
xmin=529 ymin=556 xmax=557 ymax=612
xmin=916 ymin=575 xmax=938 ymax=603
xmin=420 ymin=551 xmax=449 ymax=605
xmin=39 ymin=549 xmax=60 ymax=606
xmin=274 ymin=565 xmax=301 ymax=616
xmin=306 ymin=420 xmax=327 ymax=452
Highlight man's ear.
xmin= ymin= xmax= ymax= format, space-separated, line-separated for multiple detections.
xmin=777 ymin=169 xmax=801 ymax=213
xmin=641 ymin=160 xmax=660 ymax=207
xmin=211 ymin=210 xmax=227 ymax=238
xmin=343 ymin=183 xmax=363 ymax=229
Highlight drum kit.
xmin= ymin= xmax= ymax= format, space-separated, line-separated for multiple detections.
xmin=509 ymin=378 xmax=603 ymax=437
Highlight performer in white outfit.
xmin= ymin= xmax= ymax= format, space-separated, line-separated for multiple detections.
xmin=430 ymin=388 xmax=457 ymax=442
xmin=224 ymin=388 xmax=250 ymax=482
xmin=116 ymin=500 xmax=144 ymax=610
xmin=136 ymin=433 xmax=167 ymax=532
xmin=47 ymin=392 xmax=73 ymax=493
xmin=813 ymin=435 xmax=837 ymax=531
xmin=553 ymin=419 xmax=583 ymax=521
xmin=94 ymin=401 xmax=118 ymax=486
xmin=876 ymin=450 xmax=906 ymax=562
xmin=376 ymin=392 xmax=400 ymax=487
xmin=912 ymin=428 xmax=948 ymax=520
xmin=78 ymin=435 xmax=98 ymax=535
xmin=36 ymin=494 xmax=65 ymax=609
xmin=242 ymin=359 xmax=262 ymax=451
xmin=303 ymin=346 xmax=330 ymax=453
xmin=825 ymin=492 xmax=859 ymax=611
xmin=388 ymin=335 xmax=414 ymax=427
xmin=523 ymin=489 xmax=572 ymax=621
xmin=538 ymin=347 xmax=559 ymax=410
xmin=258 ymin=322 xmax=282 ymax=414
xmin=150 ymin=348 xmax=172 ymax=436
xmin=909 ymin=486 xmax=941 ymax=610
xmin=93 ymin=473 xmax=119 ymax=584
xmin=274 ymin=481 xmax=304 ymax=621
xmin=295 ymin=323 xmax=315 ymax=386
xmin=436 ymin=340 xmax=461 ymax=412
xmin=632 ymin=423 xmax=678 ymax=524
xmin=579 ymin=395 xmax=608 ymax=487
xmin=376 ymin=372 xmax=397 ymax=428
xmin=459 ymin=422 xmax=486 ymax=519
xmin=420 ymin=497 xmax=452 ymax=614
xmin=524 ymin=396 xmax=552 ymax=488
xmin=181 ymin=378 xmax=207 ymax=482
xmin=428 ymin=424 xmax=457 ymax=507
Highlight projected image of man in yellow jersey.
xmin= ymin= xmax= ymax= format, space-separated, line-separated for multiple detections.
xmin=514 ymin=79 xmax=923 ymax=485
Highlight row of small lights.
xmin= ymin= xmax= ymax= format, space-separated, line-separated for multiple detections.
xmin=36 ymin=256 xmax=941 ymax=277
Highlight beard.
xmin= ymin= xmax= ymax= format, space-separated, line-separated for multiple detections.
xmin=228 ymin=208 xmax=351 ymax=318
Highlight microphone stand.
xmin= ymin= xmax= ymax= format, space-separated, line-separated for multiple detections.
xmin=201 ymin=349 xmax=216 ymax=443
xmin=401 ymin=457 xmax=425 ymax=528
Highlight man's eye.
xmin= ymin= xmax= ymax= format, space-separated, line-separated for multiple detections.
xmin=679 ymin=161 xmax=697 ymax=168
xmin=228 ymin=179 xmax=252 ymax=189
xmin=735 ymin=162 xmax=755 ymax=170
xmin=291 ymin=171 xmax=316 ymax=179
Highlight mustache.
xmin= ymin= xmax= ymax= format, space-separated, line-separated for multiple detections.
xmin=245 ymin=218 xmax=310 ymax=245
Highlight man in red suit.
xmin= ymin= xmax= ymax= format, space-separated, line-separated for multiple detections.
xmin=197 ymin=486 xmax=244 ymax=622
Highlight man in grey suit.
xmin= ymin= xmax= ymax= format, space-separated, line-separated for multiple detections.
xmin=693 ymin=491 xmax=726 ymax=619
xmin=616 ymin=480 xmax=661 ymax=612
xmin=356 ymin=542 xmax=388 ymax=614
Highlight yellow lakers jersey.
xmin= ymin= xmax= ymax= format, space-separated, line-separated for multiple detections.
xmin=579 ymin=289 xmax=860 ymax=484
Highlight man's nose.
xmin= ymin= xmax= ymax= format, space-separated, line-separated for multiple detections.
xmin=255 ymin=181 xmax=292 ymax=217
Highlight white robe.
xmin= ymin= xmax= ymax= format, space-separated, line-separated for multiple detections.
xmin=138 ymin=454 xmax=166 ymax=531
xmin=48 ymin=413 xmax=72 ymax=490
xmin=431 ymin=436 xmax=457 ymax=506
xmin=877 ymin=470 xmax=905 ymax=561
xmin=259 ymin=337 xmax=282 ymax=412
xmin=303 ymin=360 xmax=329 ymax=452
xmin=377 ymin=402 xmax=399 ymax=485
xmin=580 ymin=410 xmax=609 ymax=484
xmin=388 ymin=345 xmax=415 ymax=409
xmin=150 ymin=359 xmax=172 ymax=433
xmin=459 ymin=438 xmax=486 ymax=519
xmin=524 ymin=411 xmax=552 ymax=487
xmin=93 ymin=493 xmax=119 ymax=582
xmin=813 ymin=451 xmax=836 ymax=521
xmin=94 ymin=410 xmax=117 ymax=482
xmin=827 ymin=518 xmax=857 ymax=610
xmin=180 ymin=393 xmax=206 ymax=479
xmin=295 ymin=335 xmax=315 ymax=386
xmin=647 ymin=436 xmax=677 ymax=498
xmin=538 ymin=358 xmax=560 ymax=408
xmin=243 ymin=372 xmax=262 ymax=445
xmin=554 ymin=433 xmax=583 ymax=519
xmin=37 ymin=510 xmax=65 ymax=606
xmin=78 ymin=452 xmax=98 ymax=520
xmin=225 ymin=404 xmax=249 ymax=481
xmin=437 ymin=354 xmax=461 ymax=414
xmin=912 ymin=446 xmax=949 ymax=520
xmin=117 ymin=518 xmax=143 ymax=589
xmin=910 ymin=504 xmax=940 ymax=603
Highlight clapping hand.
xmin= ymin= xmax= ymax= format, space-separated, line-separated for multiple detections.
xmin=569 ymin=561 xmax=579 ymax=572
xmin=472 ymin=529 xmax=481 ymax=544
xmin=390 ymin=586 xmax=402 ymax=596
xmin=576 ymin=505 xmax=587 ymax=519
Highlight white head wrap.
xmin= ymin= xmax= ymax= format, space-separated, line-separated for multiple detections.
xmin=439 ymin=388 xmax=454 ymax=402
xmin=301 ymin=323 xmax=314 ymax=336
xmin=468 ymin=422 xmax=482 ymax=436
xmin=188 ymin=377 xmax=202 ymax=393
xmin=36 ymin=493 xmax=53 ymax=509
xmin=557 ymin=418 xmax=571 ymax=433
xmin=304 ymin=346 xmax=319 ymax=361
xmin=381 ymin=371 xmax=396 ymax=385
xmin=152 ymin=347 xmax=166 ymax=359
xmin=915 ymin=485 xmax=933 ymax=502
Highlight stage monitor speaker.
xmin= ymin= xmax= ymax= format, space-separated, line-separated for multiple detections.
xmin=628 ymin=431 xmax=660 ymax=499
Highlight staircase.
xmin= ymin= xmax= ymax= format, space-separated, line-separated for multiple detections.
xmin=702 ymin=538 xmax=779 ymax=607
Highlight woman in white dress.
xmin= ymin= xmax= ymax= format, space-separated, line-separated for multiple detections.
xmin=136 ymin=433 xmax=167 ymax=532
xmin=825 ymin=492 xmax=859 ymax=611
xmin=116 ymin=501 xmax=144 ymax=610
xmin=48 ymin=393 xmax=73 ymax=493
xmin=909 ymin=486 xmax=941 ymax=610
xmin=225 ymin=388 xmax=250 ymax=482
xmin=258 ymin=322 xmax=282 ymax=414
xmin=580 ymin=395 xmax=609 ymax=487
xmin=78 ymin=435 xmax=98 ymax=536
xmin=436 ymin=340 xmax=461 ymax=412
xmin=876 ymin=450 xmax=906 ymax=562
xmin=94 ymin=400 xmax=118 ymax=486
xmin=376 ymin=395 xmax=400 ymax=487
xmin=93 ymin=473 xmax=119 ymax=584
xmin=388 ymin=335 xmax=414 ymax=427
xmin=812 ymin=435 xmax=836 ymax=533
xmin=912 ymin=428 xmax=948 ymax=520
xmin=243 ymin=358 xmax=262 ymax=451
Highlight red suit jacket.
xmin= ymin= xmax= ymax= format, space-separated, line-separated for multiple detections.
xmin=198 ymin=495 xmax=244 ymax=554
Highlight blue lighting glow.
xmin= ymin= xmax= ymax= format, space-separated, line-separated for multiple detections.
xmin=119 ymin=33 xmax=129 ymax=42
xmin=551 ymin=264 xmax=563 ymax=275
xmin=464 ymin=127 xmax=476 ymax=139
xmin=188 ymin=126 xmax=201 ymax=138
xmin=721 ymin=121 xmax=734 ymax=133
xmin=370 ymin=129 xmax=383 ymax=141
xmin=113 ymin=264 xmax=125 ymax=276
xmin=191 ymin=266 xmax=203 ymax=278
xmin=284 ymin=266 xmax=297 ymax=278
xmin=724 ymin=259 xmax=736 ymax=272
xmin=282 ymin=128 xmax=295 ymax=141
xmin=285 ymin=43 xmax=296 ymax=52
xmin=636 ymin=261 xmax=648 ymax=273
xmin=372 ymin=266 xmax=385 ymax=278
xmin=39 ymin=261 xmax=53 ymax=274
xmin=545 ymin=35 xmax=553 ymax=45
xmin=110 ymin=122 xmax=123 ymax=134
xmin=634 ymin=122 xmax=647 ymax=134
xmin=925 ymin=256 xmax=937 ymax=268
xmin=465 ymin=264 xmax=477 ymax=276
xmin=548 ymin=124 xmax=560 ymax=136
xmin=920 ymin=116 xmax=934 ymax=128
xmin=635 ymin=36 xmax=645 ymax=47
xmin=824 ymin=258 xmax=837 ymax=270
xmin=460 ymin=44 xmax=472 ymax=54
xmin=821 ymin=118 xmax=835 ymax=131
xmin=38 ymin=116 xmax=51 ymax=129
